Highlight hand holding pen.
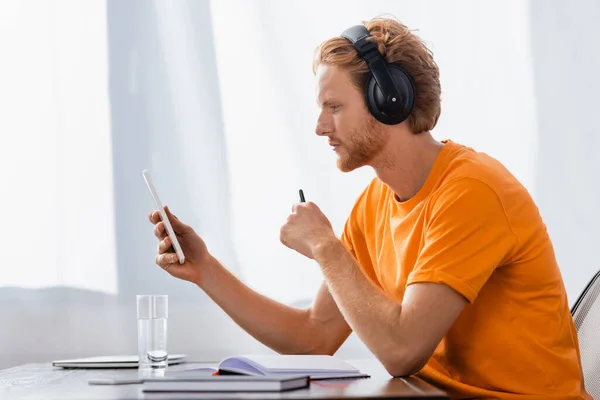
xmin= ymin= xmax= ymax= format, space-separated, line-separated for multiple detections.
xmin=279 ymin=189 xmax=336 ymax=260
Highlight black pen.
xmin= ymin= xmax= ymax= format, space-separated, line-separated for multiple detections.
xmin=299 ymin=189 xmax=306 ymax=203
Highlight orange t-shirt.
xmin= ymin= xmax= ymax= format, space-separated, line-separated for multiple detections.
xmin=340 ymin=139 xmax=590 ymax=399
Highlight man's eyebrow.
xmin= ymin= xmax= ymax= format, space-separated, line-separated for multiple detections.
xmin=317 ymin=98 xmax=338 ymax=108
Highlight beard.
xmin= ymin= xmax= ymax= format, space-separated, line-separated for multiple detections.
xmin=336 ymin=115 xmax=387 ymax=172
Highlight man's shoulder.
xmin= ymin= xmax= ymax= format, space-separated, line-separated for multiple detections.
xmin=436 ymin=142 xmax=532 ymax=207
xmin=432 ymin=143 xmax=545 ymax=252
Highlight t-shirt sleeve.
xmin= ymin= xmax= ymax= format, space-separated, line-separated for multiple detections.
xmin=407 ymin=178 xmax=517 ymax=303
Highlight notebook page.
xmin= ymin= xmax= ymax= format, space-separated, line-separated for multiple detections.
xmin=239 ymin=355 xmax=360 ymax=373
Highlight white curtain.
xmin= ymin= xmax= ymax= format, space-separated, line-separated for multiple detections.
xmin=1 ymin=0 xmax=599 ymax=370
xmin=0 ymin=0 xmax=116 ymax=293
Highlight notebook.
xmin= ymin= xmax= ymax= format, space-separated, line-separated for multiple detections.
xmin=216 ymin=355 xmax=370 ymax=380
xmin=142 ymin=375 xmax=309 ymax=392
xmin=52 ymin=354 xmax=187 ymax=368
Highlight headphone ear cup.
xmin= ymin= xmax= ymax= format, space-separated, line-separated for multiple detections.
xmin=364 ymin=65 xmax=416 ymax=125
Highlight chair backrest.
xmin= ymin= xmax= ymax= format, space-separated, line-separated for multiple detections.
xmin=571 ymin=270 xmax=600 ymax=399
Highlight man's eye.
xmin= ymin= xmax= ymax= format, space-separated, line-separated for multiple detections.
xmin=331 ymin=105 xmax=341 ymax=112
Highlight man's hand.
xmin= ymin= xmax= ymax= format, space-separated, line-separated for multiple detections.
xmin=279 ymin=201 xmax=337 ymax=259
xmin=149 ymin=206 xmax=215 ymax=285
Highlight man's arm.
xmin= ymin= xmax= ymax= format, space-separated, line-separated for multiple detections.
xmin=313 ymin=238 xmax=467 ymax=377
xmin=199 ymin=261 xmax=352 ymax=355
xmin=278 ymin=182 xmax=514 ymax=377
xmin=150 ymin=206 xmax=352 ymax=356
xmin=278 ymin=201 xmax=466 ymax=376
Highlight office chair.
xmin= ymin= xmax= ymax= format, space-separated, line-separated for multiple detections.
xmin=571 ymin=270 xmax=600 ymax=399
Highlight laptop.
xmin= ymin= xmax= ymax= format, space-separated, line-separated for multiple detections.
xmin=53 ymin=354 xmax=187 ymax=368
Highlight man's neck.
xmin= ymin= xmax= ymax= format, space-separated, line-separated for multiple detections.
xmin=372 ymin=132 xmax=444 ymax=202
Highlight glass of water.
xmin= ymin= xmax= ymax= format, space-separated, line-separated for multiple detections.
xmin=137 ymin=294 xmax=168 ymax=377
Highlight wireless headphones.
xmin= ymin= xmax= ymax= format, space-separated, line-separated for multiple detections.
xmin=341 ymin=25 xmax=415 ymax=125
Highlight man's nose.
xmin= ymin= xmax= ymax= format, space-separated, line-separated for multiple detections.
xmin=315 ymin=115 xmax=332 ymax=137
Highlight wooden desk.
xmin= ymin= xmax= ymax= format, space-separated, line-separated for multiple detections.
xmin=0 ymin=359 xmax=448 ymax=399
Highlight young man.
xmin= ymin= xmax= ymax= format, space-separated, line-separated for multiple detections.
xmin=149 ymin=17 xmax=590 ymax=399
